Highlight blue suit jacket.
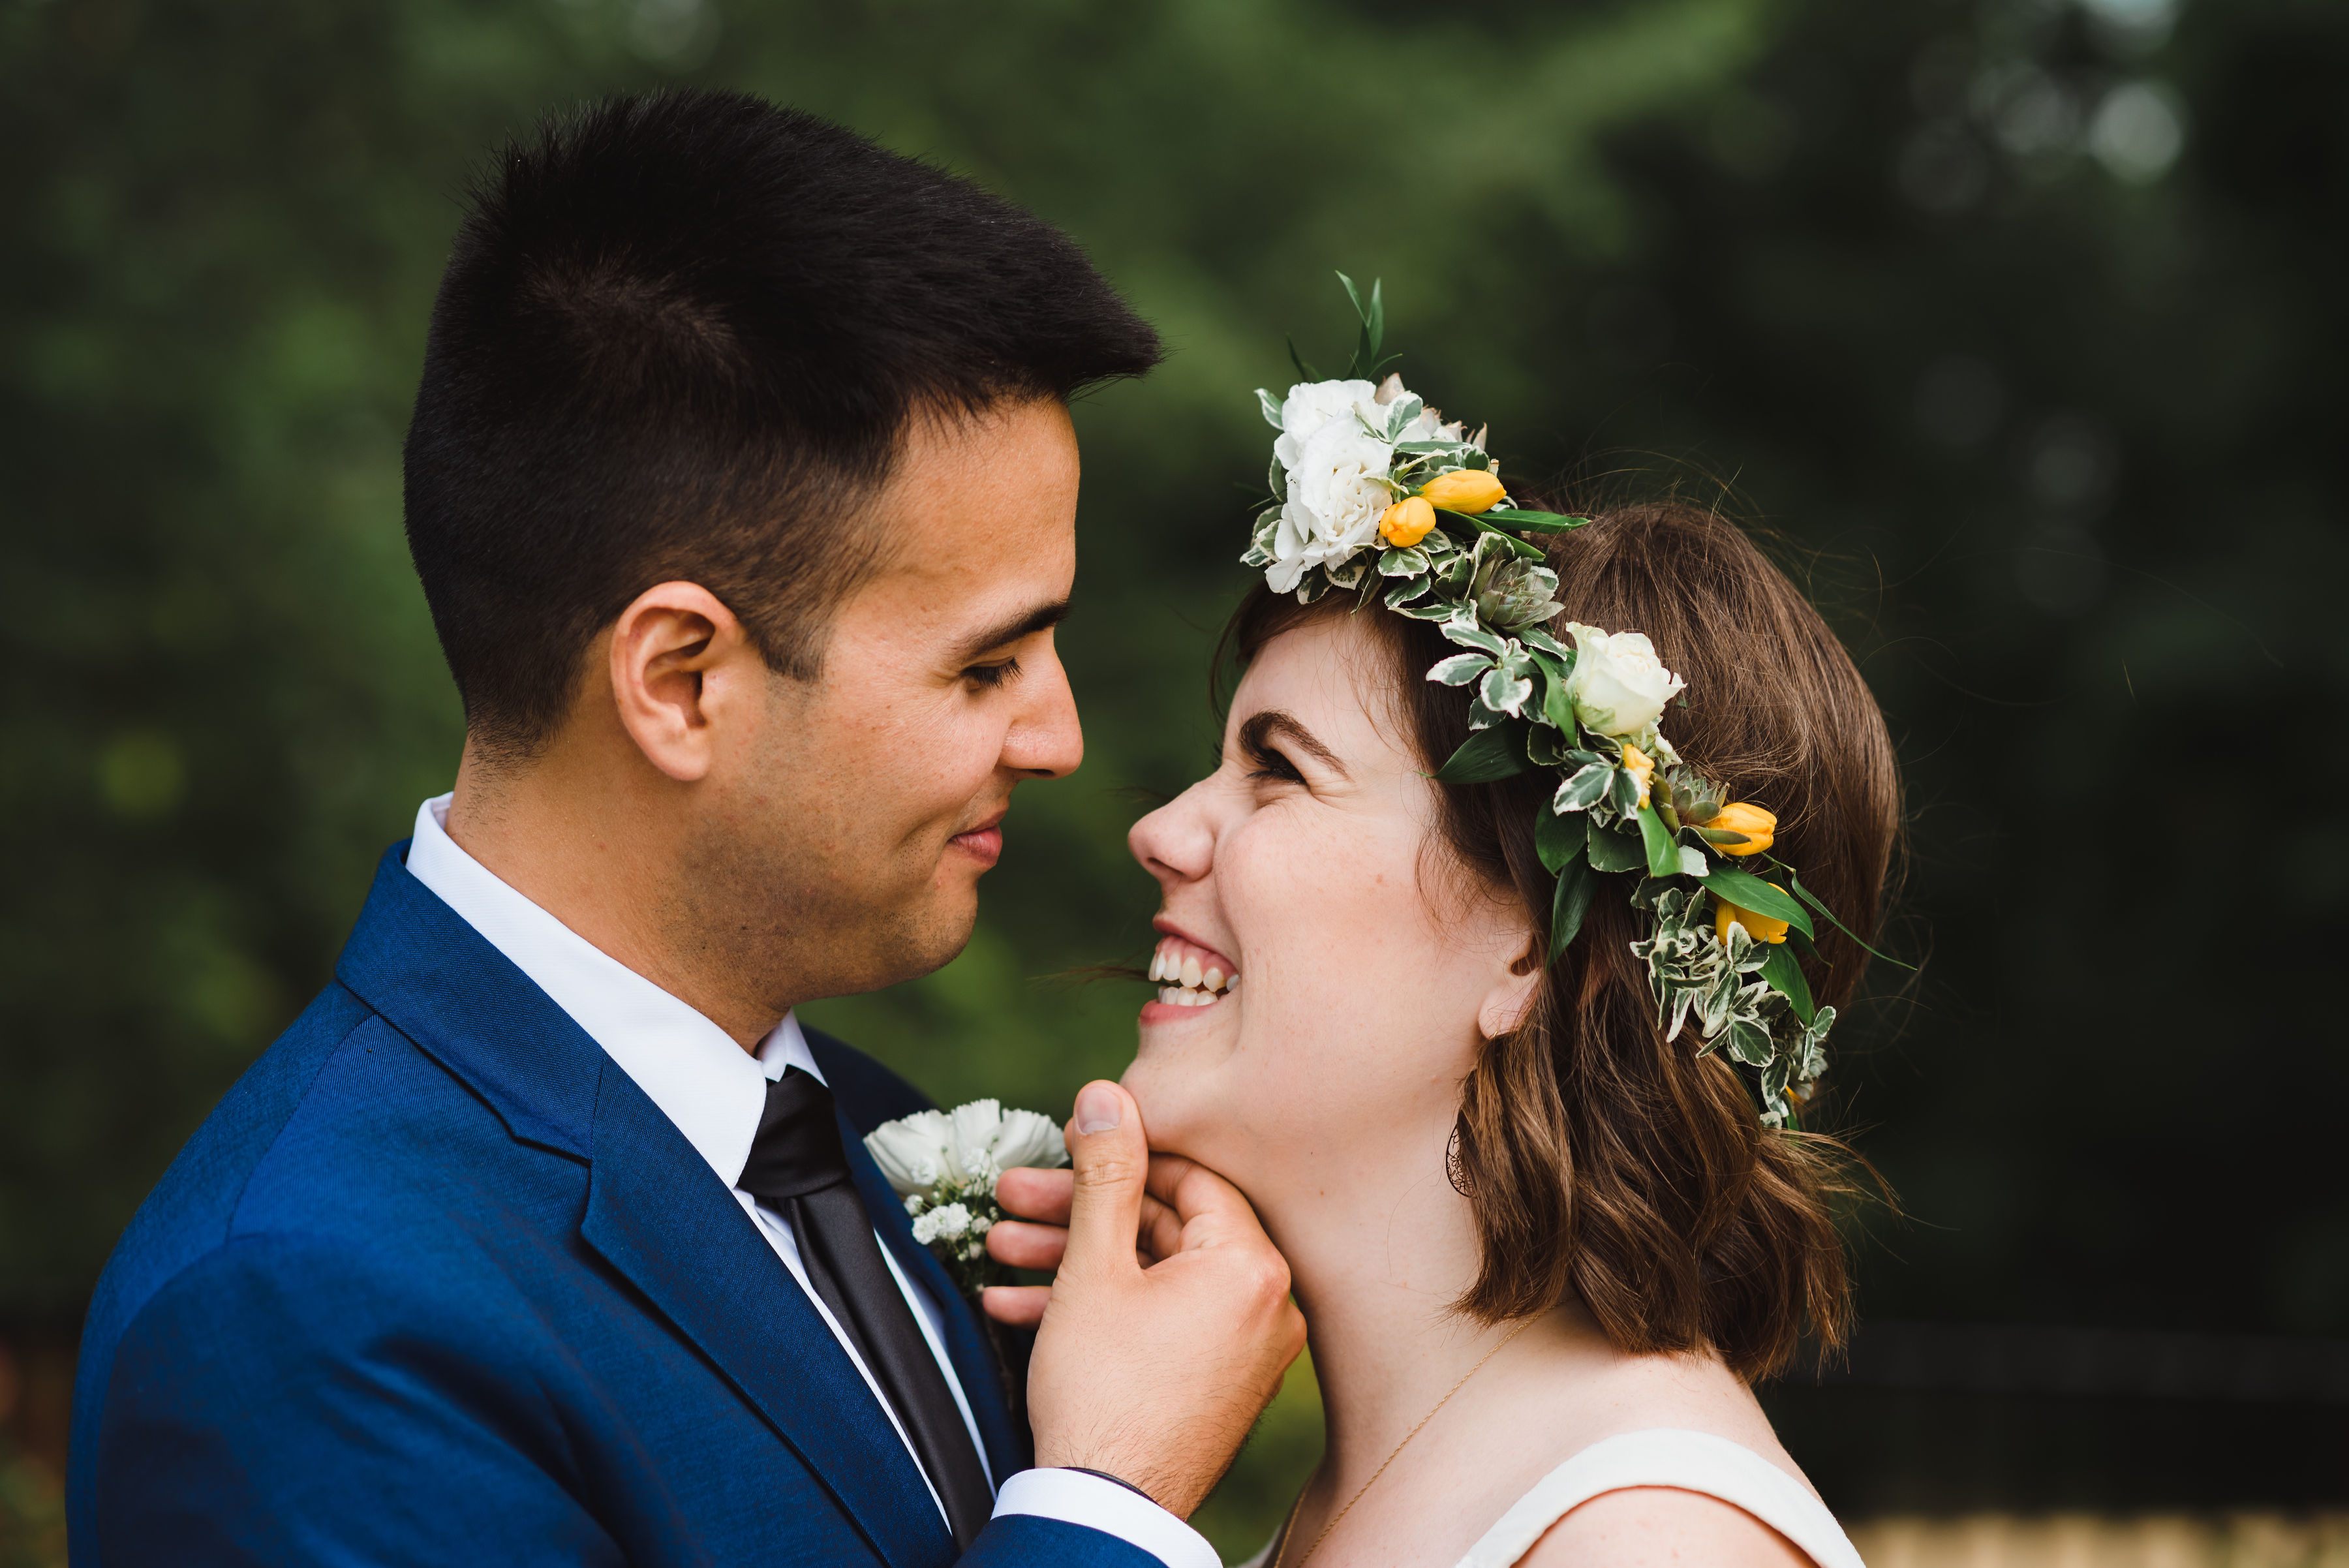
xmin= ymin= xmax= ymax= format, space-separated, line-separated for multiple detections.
xmin=68 ymin=846 xmax=1154 ymax=1568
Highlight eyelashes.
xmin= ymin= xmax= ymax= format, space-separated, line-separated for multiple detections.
xmin=964 ymin=658 xmax=1022 ymax=689
xmin=1244 ymin=743 xmax=1304 ymax=785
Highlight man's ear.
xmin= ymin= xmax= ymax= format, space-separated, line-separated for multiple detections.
xmin=1476 ymin=942 xmax=1545 ymax=1042
xmin=607 ymin=581 xmax=758 ymax=783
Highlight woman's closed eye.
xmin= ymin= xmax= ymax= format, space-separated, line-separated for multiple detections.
xmin=1235 ymin=709 xmax=1343 ymax=790
xmin=1244 ymin=737 xmax=1305 ymax=785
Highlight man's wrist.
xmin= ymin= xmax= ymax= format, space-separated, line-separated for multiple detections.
xmin=1058 ymin=1466 xmax=1157 ymax=1505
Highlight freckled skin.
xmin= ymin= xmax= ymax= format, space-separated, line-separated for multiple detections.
xmin=1122 ymin=614 xmax=1534 ymax=1214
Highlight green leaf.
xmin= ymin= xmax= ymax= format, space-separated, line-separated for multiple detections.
xmin=1587 ymin=823 xmax=1646 ymax=873
xmin=1636 ymin=805 xmax=1680 ymax=879
xmin=1285 ymin=335 xmax=1319 ymax=384
xmin=1758 ymin=944 xmax=1816 ymax=1026
xmin=1337 ymin=271 xmax=1385 ymax=378
xmin=1529 ymin=651 xmax=1578 ymax=737
xmin=1696 ymin=826 xmax=1754 ymax=846
xmin=1256 ymin=388 xmax=1286 ymax=430
xmin=1548 ymin=857 xmax=1597 ymax=963
xmin=1772 ymin=860 xmax=1918 ymax=969
xmin=1431 ymin=724 xmax=1526 ymax=783
xmin=1535 ymin=807 xmax=1588 ymax=875
xmin=1483 ymin=509 xmax=1591 ymax=532
xmin=1437 ymin=508 xmax=1544 ymax=559
xmin=1696 ymin=868 xmax=1814 ymax=939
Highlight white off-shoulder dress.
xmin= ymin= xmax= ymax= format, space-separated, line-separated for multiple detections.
xmin=1239 ymin=1429 xmax=1865 ymax=1568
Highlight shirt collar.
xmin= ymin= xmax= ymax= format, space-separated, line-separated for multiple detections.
xmin=403 ymin=793 xmax=821 ymax=1188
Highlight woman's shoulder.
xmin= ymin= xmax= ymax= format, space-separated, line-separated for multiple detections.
xmin=1454 ymin=1429 xmax=1865 ymax=1568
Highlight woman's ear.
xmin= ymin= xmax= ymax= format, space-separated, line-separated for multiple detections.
xmin=607 ymin=581 xmax=753 ymax=782
xmin=1476 ymin=942 xmax=1544 ymax=1041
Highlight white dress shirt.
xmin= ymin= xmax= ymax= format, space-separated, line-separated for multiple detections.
xmin=404 ymin=795 xmax=1215 ymax=1568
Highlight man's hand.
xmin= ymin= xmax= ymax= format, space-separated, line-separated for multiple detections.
xmin=983 ymin=1081 xmax=1304 ymax=1518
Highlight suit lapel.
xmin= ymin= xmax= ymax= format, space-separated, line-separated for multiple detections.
xmin=335 ymin=848 xmax=957 ymax=1568
xmin=582 ymin=1077 xmax=954 ymax=1568
xmin=839 ymin=1109 xmax=1030 ymax=1482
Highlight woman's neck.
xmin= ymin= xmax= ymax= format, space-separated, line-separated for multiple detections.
xmin=1256 ymin=1135 xmax=1589 ymax=1488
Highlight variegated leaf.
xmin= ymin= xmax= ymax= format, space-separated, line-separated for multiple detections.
xmin=1441 ymin=609 xmax=1509 ymax=657
xmin=1481 ymin=664 xmax=1533 ymax=716
xmin=1553 ymin=763 xmax=1612 ymax=812
xmin=1427 ymin=652 xmax=1493 ymax=686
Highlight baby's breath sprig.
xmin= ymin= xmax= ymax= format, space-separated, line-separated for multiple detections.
xmin=865 ymin=1100 xmax=1069 ymax=1295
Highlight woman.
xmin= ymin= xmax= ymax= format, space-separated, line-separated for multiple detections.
xmin=1119 ymin=359 xmax=1899 ymax=1565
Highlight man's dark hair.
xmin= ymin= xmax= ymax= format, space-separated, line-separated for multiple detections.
xmin=403 ymin=89 xmax=1162 ymax=758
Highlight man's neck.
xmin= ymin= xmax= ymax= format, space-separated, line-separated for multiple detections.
xmin=444 ymin=750 xmax=782 ymax=1051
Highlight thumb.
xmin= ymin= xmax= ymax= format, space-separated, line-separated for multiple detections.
xmin=1060 ymin=1081 xmax=1147 ymax=1277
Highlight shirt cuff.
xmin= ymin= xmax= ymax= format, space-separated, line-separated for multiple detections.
xmin=990 ymin=1467 xmax=1220 ymax=1568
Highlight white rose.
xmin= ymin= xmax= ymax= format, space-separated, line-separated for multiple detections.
xmin=1563 ymin=622 xmax=1687 ymax=738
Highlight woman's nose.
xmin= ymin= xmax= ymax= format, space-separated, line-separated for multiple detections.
xmin=1129 ymin=782 xmax=1215 ymax=885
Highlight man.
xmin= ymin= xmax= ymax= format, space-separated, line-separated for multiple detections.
xmin=67 ymin=90 xmax=1303 ymax=1567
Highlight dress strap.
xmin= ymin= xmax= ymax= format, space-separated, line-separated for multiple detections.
xmin=1451 ymin=1429 xmax=1865 ymax=1568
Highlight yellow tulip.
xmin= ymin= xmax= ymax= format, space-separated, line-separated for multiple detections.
xmin=1707 ymin=801 xmax=1776 ymax=857
xmin=1378 ymin=495 xmax=1437 ymax=547
xmin=1621 ymin=744 xmax=1655 ymax=810
xmin=1715 ymin=895 xmax=1790 ymax=946
xmin=1417 ymin=469 xmax=1507 ymax=515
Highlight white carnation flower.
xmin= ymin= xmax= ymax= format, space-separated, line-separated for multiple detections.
xmin=1562 ymin=622 xmax=1687 ymax=739
xmin=865 ymin=1099 xmax=1069 ymax=1201
xmin=1264 ymin=377 xmax=1438 ymax=593
xmin=864 ymin=1110 xmax=955 ymax=1197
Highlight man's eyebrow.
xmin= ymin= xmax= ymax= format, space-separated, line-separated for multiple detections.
xmin=1239 ymin=709 xmax=1347 ymax=776
xmin=949 ymin=598 xmax=1071 ymax=665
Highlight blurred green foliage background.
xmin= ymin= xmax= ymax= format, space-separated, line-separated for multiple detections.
xmin=4 ymin=0 xmax=2346 ymax=1557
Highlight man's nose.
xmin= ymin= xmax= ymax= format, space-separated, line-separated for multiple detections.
xmin=1004 ymin=641 xmax=1083 ymax=779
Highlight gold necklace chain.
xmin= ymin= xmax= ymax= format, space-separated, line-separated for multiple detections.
xmin=1270 ymin=1315 xmax=1537 ymax=1568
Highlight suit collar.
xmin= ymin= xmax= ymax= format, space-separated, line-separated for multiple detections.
xmin=335 ymin=844 xmax=960 ymax=1567
xmin=334 ymin=844 xmax=601 ymax=1159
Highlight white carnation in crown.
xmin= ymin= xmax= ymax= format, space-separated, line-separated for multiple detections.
xmin=1263 ymin=376 xmax=1457 ymax=594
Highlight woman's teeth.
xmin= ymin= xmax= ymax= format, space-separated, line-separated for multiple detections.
xmin=1148 ymin=936 xmax=1238 ymax=1009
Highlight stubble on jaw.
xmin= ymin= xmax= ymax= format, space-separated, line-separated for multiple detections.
xmin=658 ymin=703 xmax=985 ymax=1017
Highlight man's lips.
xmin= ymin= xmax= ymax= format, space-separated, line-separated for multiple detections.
xmin=947 ymin=814 xmax=1006 ymax=865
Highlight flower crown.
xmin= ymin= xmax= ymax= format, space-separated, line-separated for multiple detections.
xmin=1243 ymin=278 xmax=1896 ymax=1127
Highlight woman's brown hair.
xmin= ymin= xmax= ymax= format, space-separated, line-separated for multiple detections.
xmin=1224 ymin=499 xmax=1901 ymax=1379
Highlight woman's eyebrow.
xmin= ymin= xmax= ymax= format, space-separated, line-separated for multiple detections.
xmin=1239 ymin=709 xmax=1347 ymax=776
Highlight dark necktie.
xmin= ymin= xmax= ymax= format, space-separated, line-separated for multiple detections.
xmin=737 ymin=1067 xmax=994 ymax=1548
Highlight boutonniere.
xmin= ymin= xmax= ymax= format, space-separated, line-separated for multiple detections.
xmin=865 ymin=1100 xmax=1069 ymax=1295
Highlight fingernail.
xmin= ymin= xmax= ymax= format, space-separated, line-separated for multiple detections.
xmin=1074 ymin=1083 xmax=1122 ymax=1135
